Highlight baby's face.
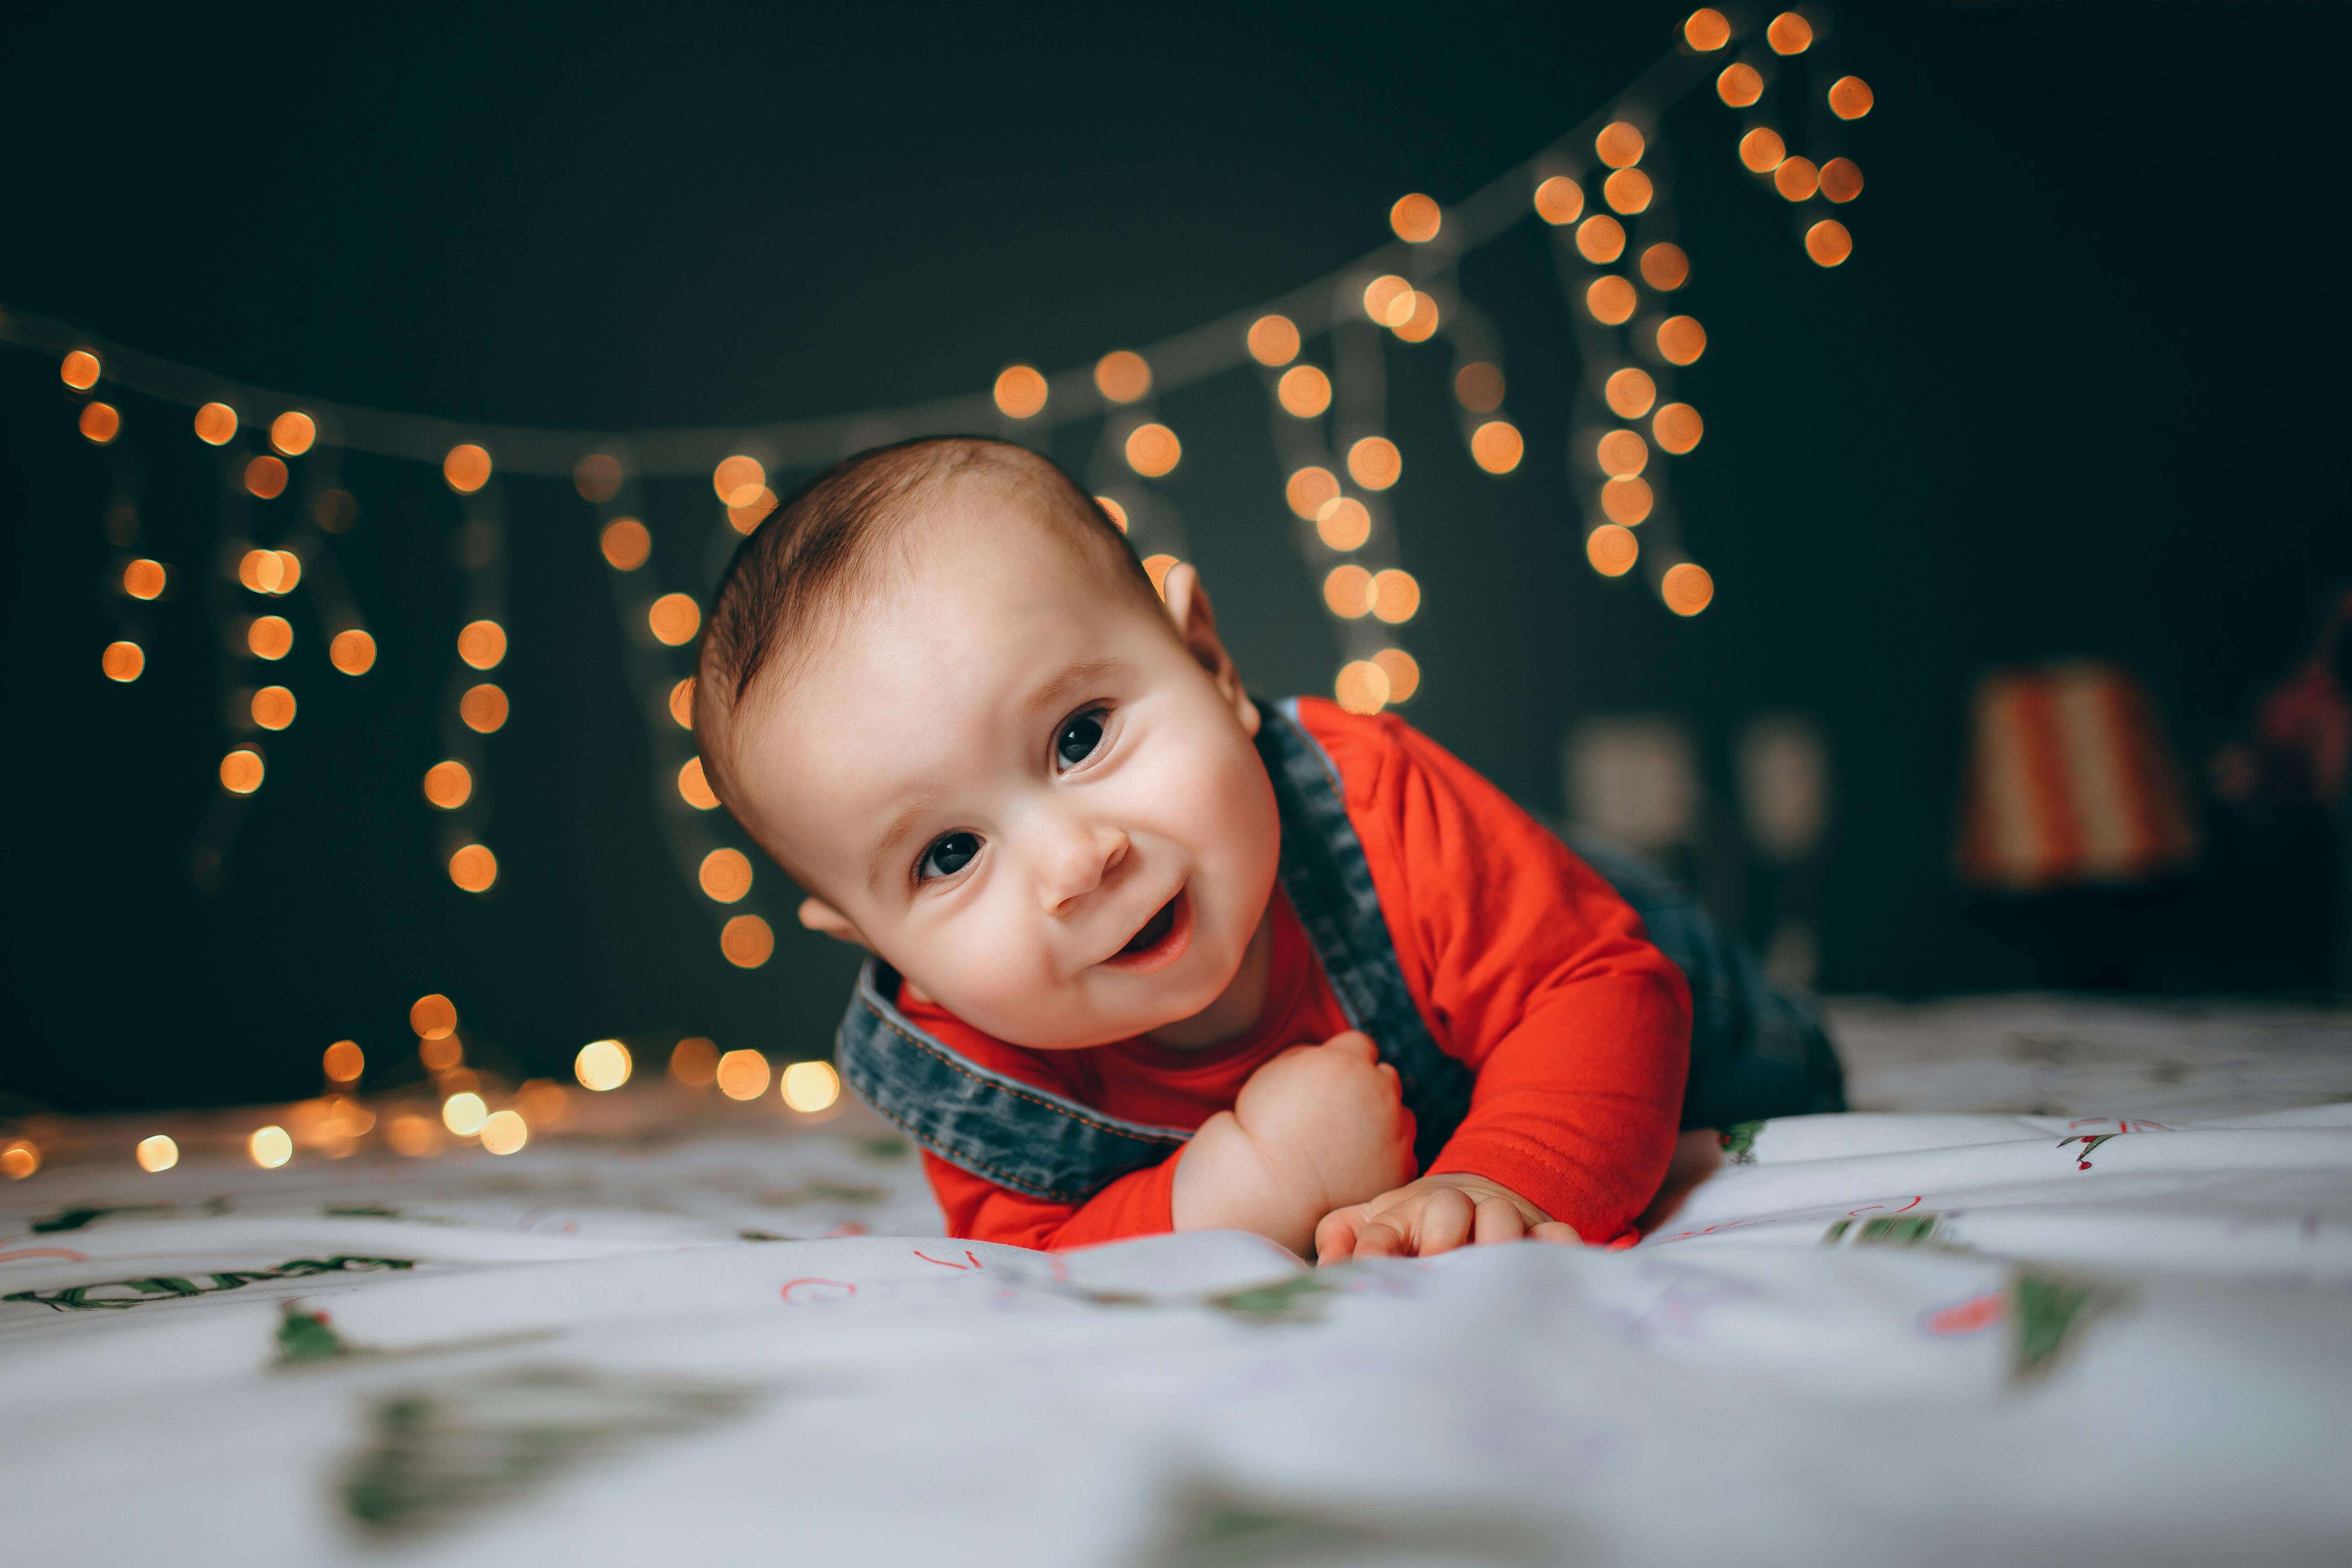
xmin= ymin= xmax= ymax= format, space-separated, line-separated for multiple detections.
xmin=730 ymin=492 xmax=1280 ymax=1051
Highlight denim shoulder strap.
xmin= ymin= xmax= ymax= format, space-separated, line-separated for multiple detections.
xmin=1258 ymin=700 xmax=1474 ymax=1169
xmin=833 ymin=960 xmax=1191 ymax=1203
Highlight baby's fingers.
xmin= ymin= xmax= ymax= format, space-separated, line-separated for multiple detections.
xmin=1313 ymin=1205 xmax=1368 ymax=1266
xmin=1472 ymin=1197 xmax=1528 ymax=1246
xmin=1530 ymin=1221 xmax=1581 ymax=1246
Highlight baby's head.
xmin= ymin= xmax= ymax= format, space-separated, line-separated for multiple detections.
xmin=696 ymin=437 xmax=1280 ymax=1051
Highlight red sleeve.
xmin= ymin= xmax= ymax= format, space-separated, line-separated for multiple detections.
xmin=924 ymin=1147 xmax=1180 ymax=1250
xmin=1298 ymin=699 xmax=1691 ymax=1243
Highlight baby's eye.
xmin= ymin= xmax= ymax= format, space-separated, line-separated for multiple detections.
xmin=1056 ymin=709 xmax=1106 ymax=769
xmin=918 ymin=831 xmax=980 ymax=881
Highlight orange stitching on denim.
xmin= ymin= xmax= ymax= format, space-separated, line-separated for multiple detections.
xmin=854 ymin=996 xmax=1188 ymax=1148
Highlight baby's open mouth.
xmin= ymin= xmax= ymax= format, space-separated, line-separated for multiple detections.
xmin=1119 ymin=896 xmax=1179 ymax=957
xmin=1103 ymin=886 xmax=1193 ymax=972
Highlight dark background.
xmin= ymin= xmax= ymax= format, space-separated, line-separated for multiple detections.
xmin=4 ymin=2 xmax=2347 ymax=1114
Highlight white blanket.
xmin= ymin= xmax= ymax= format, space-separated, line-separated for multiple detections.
xmin=5 ymin=1000 xmax=2349 ymax=1565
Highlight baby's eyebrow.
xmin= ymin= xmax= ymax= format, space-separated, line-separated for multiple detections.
xmin=865 ymin=800 xmax=934 ymax=893
xmin=1028 ymin=657 xmax=1127 ymax=716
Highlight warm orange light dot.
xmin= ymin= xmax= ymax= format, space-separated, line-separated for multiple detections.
xmin=1333 ymin=660 xmax=1391 ymax=716
xmin=1767 ymin=11 xmax=1813 ymax=54
xmin=575 ymin=1038 xmax=632 ymax=1091
xmin=423 ymin=760 xmax=473 ymax=809
xmin=1277 ymin=365 xmax=1332 ymax=418
xmin=384 ymin=1115 xmax=439 ymax=1157
xmin=1639 ymin=243 xmax=1691 ymax=292
xmin=411 ymin=994 xmax=459 ymax=1039
xmin=1348 ymin=437 xmax=1402 ymax=492
xmin=726 ymin=487 xmax=778 ymax=534
xmin=1654 ymin=403 xmax=1705 ymax=455
xmin=1533 ymin=176 xmax=1585 ymax=226
xmin=1316 ymin=497 xmax=1373 ymax=551
xmin=1684 ymin=8 xmax=1730 ymax=49
xmin=669 ymin=677 xmax=695 ymax=729
xmin=716 ymin=1048 xmax=772 ymax=1101
xmin=1095 ymin=350 xmax=1152 ymax=404
xmin=993 ymin=364 xmax=1048 ymax=419
xmin=1 ymin=1139 xmax=40 ymax=1180
xmin=251 ymin=685 xmax=297 ymax=730
xmin=449 ymin=843 xmax=498 ymax=892
xmin=135 ymin=1134 xmax=178 ymax=1173
xmin=479 ymin=1109 xmax=528 ymax=1156
xmin=245 ymin=455 xmax=289 ymax=499
xmin=678 ymin=757 xmax=719 ymax=810
xmin=1370 ymin=569 xmax=1420 ymax=624
xmin=1360 ymin=274 xmax=1412 ymax=328
xmin=460 ymin=682 xmax=509 ymax=733
xmin=671 ymin=1036 xmax=720 ymax=1086
xmin=269 ymin=411 xmax=316 ymax=456
xmin=124 ymin=558 xmax=166 ymax=600
xmin=250 ymin=1125 xmax=293 ymax=1169
xmin=443 ymin=444 xmax=491 ymax=493
xmin=1828 ymin=75 xmax=1874 ymax=120
xmin=274 ymin=550 xmax=301 ymax=592
xmin=1595 ymin=122 xmax=1646 ymax=169
xmin=220 ymin=748 xmax=265 ymax=794
xmin=457 ymin=620 xmax=506 ymax=670
xmin=1657 ymin=315 xmax=1708 ymax=365
xmin=1142 ymin=554 xmax=1178 ymax=597
xmin=60 ymin=350 xmax=101 ymax=390
xmin=238 ymin=548 xmax=282 ymax=594
xmin=1125 ymin=422 xmax=1181 ymax=478
xmin=1604 ymin=367 xmax=1658 ymax=419
xmin=721 ymin=914 xmax=774 ymax=968
xmin=699 ymin=847 xmax=753 ymax=903
xmin=1603 ymin=169 xmax=1654 ymax=216
xmin=1587 ymin=524 xmax=1639 ymax=576
xmin=712 ymin=455 xmax=766 ymax=504
xmin=103 ymin=640 xmax=145 ymax=682
xmin=1775 ymin=156 xmax=1820 ymax=202
xmin=1586 ymin=276 xmax=1638 ymax=325
xmin=330 ymin=628 xmax=376 ymax=675
xmin=1285 ymin=466 xmax=1341 ymax=519
xmin=248 ymin=615 xmax=293 ymax=660
xmin=1393 ymin=292 xmax=1441 ymax=343
xmin=1095 ymin=495 xmax=1128 ymax=532
xmin=1370 ymin=647 xmax=1420 ymax=704
xmin=1663 ymin=562 xmax=1716 ymax=615
xmin=79 ymin=402 xmax=121 ymax=444
xmin=1455 ymin=362 xmax=1505 ymax=413
xmin=1470 ymin=420 xmax=1525 ymax=475
xmin=1323 ymin=564 xmax=1375 ymax=619
xmin=1390 ymin=192 xmax=1442 ymax=242
xmin=1805 ymin=220 xmax=1854 ymax=267
xmin=1247 ymin=313 xmax=1301 ymax=366
xmin=1718 ymin=63 xmax=1764 ymax=108
xmin=648 ymin=592 xmax=701 ymax=646
xmin=1819 ymin=157 xmax=1864 ymax=204
xmin=575 ymin=452 xmax=624 ymax=502
xmin=193 ymin=403 xmax=239 ymax=445
xmin=600 ymin=517 xmax=651 ymax=571
xmin=1601 ymin=476 xmax=1655 ymax=525
xmin=1576 ymin=215 xmax=1627 ymax=265
xmin=781 ymin=1060 xmax=841 ymax=1112
xmin=1739 ymin=128 xmax=1787 ymax=173
xmin=324 ymin=1039 xmax=365 ymax=1082
xmin=1597 ymin=430 xmax=1650 ymax=478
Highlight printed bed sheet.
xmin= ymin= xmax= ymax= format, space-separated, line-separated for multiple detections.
xmin=4 ymin=996 xmax=2349 ymax=1566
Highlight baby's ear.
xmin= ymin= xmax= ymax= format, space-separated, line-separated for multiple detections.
xmin=1160 ymin=562 xmax=1261 ymax=737
xmin=797 ymin=897 xmax=873 ymax=952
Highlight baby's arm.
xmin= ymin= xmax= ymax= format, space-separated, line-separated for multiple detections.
xmin=1171 ymin=1031 xmax=1416 ymax=1257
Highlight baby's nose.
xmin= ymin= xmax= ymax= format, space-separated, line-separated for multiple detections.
xmin=1035 ymin=819 xmax=1131 ymax=913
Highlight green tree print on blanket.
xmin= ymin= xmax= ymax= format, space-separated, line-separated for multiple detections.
xmin=2 ymin=1255 xmax=414 ymax=1311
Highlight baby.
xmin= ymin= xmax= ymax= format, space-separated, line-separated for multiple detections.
xmin=693 ymin=437 xmax=1841 ymax=1259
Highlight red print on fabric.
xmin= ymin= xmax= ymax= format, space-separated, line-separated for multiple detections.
xmin=779 ymin=1277 xmax=858 ymax=1305
xmin=1923 ymin=1291 xmax=2006 ymax=1335
xmin=912 ymin=1249 xmax=985 ymax=1270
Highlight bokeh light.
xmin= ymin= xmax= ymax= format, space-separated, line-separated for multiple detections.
xmin=1470 ymin=420 xmax=1525 ymax=474
xmin=1640 ymin=243 xmax=1691 ymax=291
xmin=678 ymin=757 xmax=719 ymax=810
xmin=136 ymin=1134 xmax=177 ymax=1173
xmin=1654 ymin=403 xmax=1705 ymax=454
xmin=274 ymin=550 xmax=302 ymax=591
xmin=443 ymin=444 xmax=492 ymax=493
xmin=411 ymin=993 xmax=458 ymax=1039
xmin=1602 ymin=476 xmax=1655 ymax=525
xmin=251 ymin=685 xmax=297 ymax=730
xmin=1277 ymin=365 xmax=1332 ymax=418
xmin=239 ymin=548 xmax=285 ymax=594
xmin=1 ymin=1139 xmax=39 ymax=1179
xmin=324 ymin=1040 xmax=365 ymax=1082
xmin=1095 ymin=495 xmax=1128 ymax=532
xmin=1454 ymin=362 xmax=1505 ymax=413
xmin=700 ymin=848 xmax=753 ymax=902
xmin=270 ymin=411 xmax=317 ymax=456
xmin=1125 ymin=423 xmax=1181 ymax=477
xmin=1739 ymin=128 xmax=1787 ymax=173
xmin=1586 ymin=277 xmax=1638 ymax=325
xmin=479 ymin=1110 xmax=528 ymax=1156
xmin=1597 ymin=430 xmax=1650 ymax=477
xmin=1348 ymin=436 xmax=1402 ymax=491
xmin=1390 ymin=192 xmax=1442 ymax=242
xmin=576 ymin=1038 xmax=632 ymax=1091
xmin=60 ymin=350 xmax=101 ymax=390
xmin=1143 ymin=555 xmax=1178 ymax=596
xmin=1805 ymin=220 xmax=1854 ymax=267
xmin=1588 ymin=524 xmax=1639 ymax=576
xmin=1767 ymin=11 xmax=1813 ymax=54
xmin=601 ymin=517 xmax=652 ymax=570
xmin=460 ymin=683 xmax=509 ymax=732
xmin=1371 ymin=569 xmax=1420 ymax=624
xmin=79 ymin=403 xmax=121 ymax=444
xmin=1684 ymin=8 xmax=1730 ymax=50
xmin=1657 ymin=316 xmax=1708 ymax=365
xmin=721 ymin=914 xmax=775 ymax=967
xmin=1323 ymin=564 xmax=1375 ymax=618
xmin=781 ymin=1060 xmax=842 ymax=1113
xmin=1095 ymin=350 xmax=1152 ymax=403
xmin=1286 ymin=466 xmax=1341 ymax=519
xmin=249 ymin=1125 xmax=293 ymax=1168
xmin=1604 ymin=169 xmax=1654 ymax=215
xmin=1718 ymin=63 xmax=1763 ymax=107
xmin=1316 ymin=497 xmax=1372 ymax=551
xmin=1605 ymin=367 xmax=1658 ymax=419
xmin=1362 ymin=275 xmax=1414 ymax=328
xmin=1828 ymin=75 xmax=1874 ymax=120
xmin=449 ymin=843 xmax=499 ymax=892
xmin=1394 ymin=292 xmax=1441 ymax=343
xmin=1595 ymin=122 xmax=1645 ymax=169
xmin=1819 ymin=157 xmax=1863 ymax=203
xmin=103 ymin=640 xmax=145 ymax=682
xmin=193 ymin=403 xmax=239 ymax=445
xmin=669 ymin=677 xmax=695 ymax=728
xmin=124 ymin=561 xmax=170 ymax=603
xmin=1533 ymin=176 xmax=1585 ymax=226
xmin=1334 ymin=660 xmax=1391 ymax=716
xmin=1247 ymin=314 xmax=1300 ymax=366
xmin=717 ymin=1048 xmax=772 ymax=1101
xmin=245 ymin=456 xmax=289 ymax=499
xmin=424 ymin=760 xmax=473 ymax=809
xmin=727 ymin=486 xmax=778 ymax=534
xmin=330 ymin=628 xmax=377 ymax=675
xmin=385 ymin=1116 xmax=440 ymax=1157
xmin=1663 ymin=562 xmax=1717 ymax=615
xmin=458 ymin=620 xmax=507 ymax=670
xmin=1370 ymin=647 xmax=1420 ymax=703
xmin=442 ymin=1091 xmax=488 ymax=1137
xmin=713 ymin=456 xmax=766 ymax=504
xmin=1576 ymin=215 xmax=1627 ymax=264
xmin=1774 ymin=156 xmax=1820 ymax=202
xmin=671 ymin=1036 xmax=720 ymax=1087
xmin=575 ymin=452 xmax=624 ymax=502
xmin=220 ymin=748 xmax=265 ymax=794
xmin=648 ymin=593 xmax=701 ymax=645
xmin=993 ymin=364 xmax=1048 ymax=419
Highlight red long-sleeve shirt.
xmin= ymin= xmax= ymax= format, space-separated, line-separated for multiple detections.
xmin=903 ymin=698 xmax=1692 ymax=1249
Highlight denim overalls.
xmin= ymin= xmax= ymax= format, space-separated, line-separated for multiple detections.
xmin=833 ymin=699 xmax=1844 ymax=1203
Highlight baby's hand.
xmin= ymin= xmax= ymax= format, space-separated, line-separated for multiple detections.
xmin=1312 ymin=1172 xmax=1579 ymax=1265
xmin=1171 ymin=1031 xmax=1416 ymax=1257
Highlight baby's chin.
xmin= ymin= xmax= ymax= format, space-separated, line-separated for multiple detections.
xmin=931 ymin=955 xmax=1242 ymax=1052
